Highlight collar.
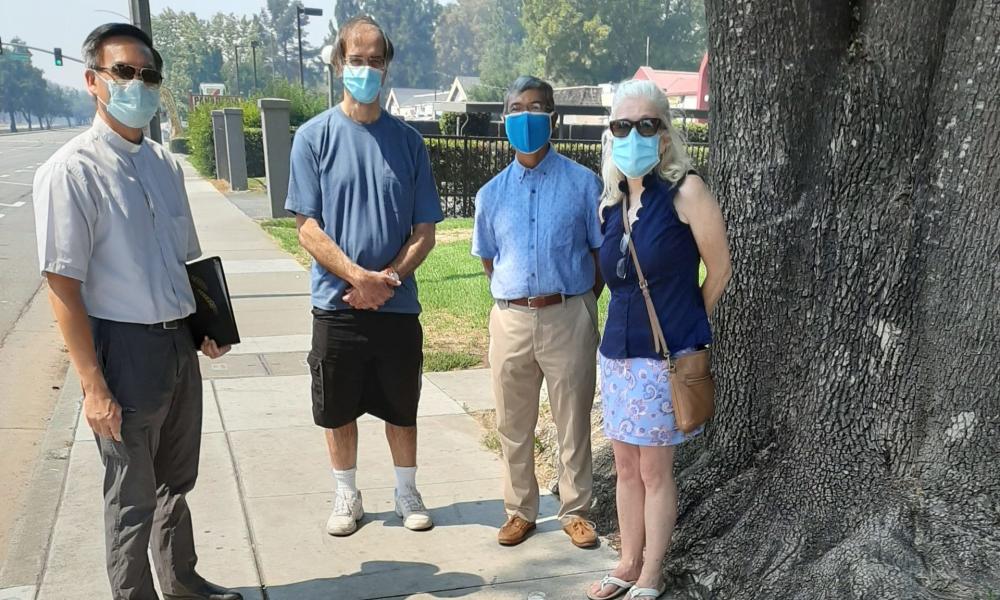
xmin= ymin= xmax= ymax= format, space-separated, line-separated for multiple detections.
xmin=511 ymin=144 xmax=558 ymax=181
xmin=617 ymin=172 xmax=662 ymax=194
xmin=92 ymin=116 xmax=144 ymax=155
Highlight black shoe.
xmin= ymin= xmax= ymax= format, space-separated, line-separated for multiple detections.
xmin=163 ymin=580 xmax=243 ymax=600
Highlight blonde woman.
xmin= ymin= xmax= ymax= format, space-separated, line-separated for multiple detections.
xmin=587 ymin=80 xmax=731 ymax=600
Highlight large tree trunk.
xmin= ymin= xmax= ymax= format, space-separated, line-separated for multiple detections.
xmin=593 ymin=1 xmax=1000 ymax=598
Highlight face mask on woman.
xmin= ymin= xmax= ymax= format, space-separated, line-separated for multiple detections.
xmin=612 ymin=128 xmax=662 ymax=179
xmin=504 ymin=111 xmax=553 ymax=154
xmin=343 ymin=65 xmax=384 ymax=104
xmin=95 ymin=76 xmax=161 ymax=129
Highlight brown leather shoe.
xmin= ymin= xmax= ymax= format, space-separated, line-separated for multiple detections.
xmin=498 ymin=515 xmax=536 ymax=546
xmin=563 ymin=517 xmax=599 ymax=548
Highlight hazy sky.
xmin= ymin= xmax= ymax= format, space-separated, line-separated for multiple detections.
xmin=1 ymin=0 xmax=333 ymax=90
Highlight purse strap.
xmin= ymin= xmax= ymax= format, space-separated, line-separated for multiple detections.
xmin=621 ymin=198 xmax=673 ymax=368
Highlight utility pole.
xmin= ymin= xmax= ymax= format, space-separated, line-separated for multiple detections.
xmin=646 ymin=36 xmax=651 ymax=67
xmin=129 ymin=0 xmax=161 ymax=142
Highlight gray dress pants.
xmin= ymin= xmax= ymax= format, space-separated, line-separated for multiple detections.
xmin=91 ymin=318 xmax=205 ymax=600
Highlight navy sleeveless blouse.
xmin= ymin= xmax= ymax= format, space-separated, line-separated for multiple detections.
xmin=598 ymin=173 xmax=712 ymax=359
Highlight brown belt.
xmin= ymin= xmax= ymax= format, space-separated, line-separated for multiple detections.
xmin=507 ymin=293 xmax=565 ymax=309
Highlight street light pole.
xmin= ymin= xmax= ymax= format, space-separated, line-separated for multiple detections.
xmin=128 ymin=0 xmax=161 ymax=142
xmin=234 ymin=46 xmax=241 ymax=97
xmin=251 ymin=41 xmax=260 ymax=91
xmin=296 ymin=6 xmax=323 ymax=88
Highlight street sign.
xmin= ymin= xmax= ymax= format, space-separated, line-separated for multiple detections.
xmin=190 ymin=94 xmax=242 ymax=109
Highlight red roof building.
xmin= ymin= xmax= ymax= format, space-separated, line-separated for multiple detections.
xmin=631 ymin=53 xmax=709 ymax=110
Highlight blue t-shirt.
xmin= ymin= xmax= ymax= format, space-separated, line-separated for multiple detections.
xmin=285 ymin=107 xmax=443 ymax=313
xmin=471 ymin=147 xmax=603 ymax=299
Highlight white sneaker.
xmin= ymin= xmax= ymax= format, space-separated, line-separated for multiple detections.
xmin=395 ymin=489 xmax=433 ymax=531
xmin=326 ymin=492 xmax=363 ymax=536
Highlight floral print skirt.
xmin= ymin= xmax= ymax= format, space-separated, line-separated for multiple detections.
xmin=599 ymin=349 xmax=704 ymax=447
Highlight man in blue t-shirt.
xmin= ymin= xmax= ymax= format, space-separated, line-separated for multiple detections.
xmin=285 ymin=16 xmax=443 ymax=537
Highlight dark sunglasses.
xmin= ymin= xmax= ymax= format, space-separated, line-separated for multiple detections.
xmin=609 ymin=118 xmax=663 ymax=138
xmin=95 ymin=63 xmax=163 ymax=87
xmin=616 ymin=232 xmax=631 ymax=279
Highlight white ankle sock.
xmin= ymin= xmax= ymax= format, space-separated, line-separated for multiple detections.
xmin=332 ymin=467 xmax=358 ymax=497
xmin=394 ymin=466 xmax=418 ymax=495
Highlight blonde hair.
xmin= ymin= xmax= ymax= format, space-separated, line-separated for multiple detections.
xmin=599 ymin=79 xmax=693 ymax=220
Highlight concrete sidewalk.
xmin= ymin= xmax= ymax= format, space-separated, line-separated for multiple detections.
xmin=2 ymin=163 xmax=616 ymax=599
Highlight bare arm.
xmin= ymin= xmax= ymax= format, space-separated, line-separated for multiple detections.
xmin=295 ymin=214 xmax=399 ymax=310
xmin=675 ymin=175 xmax=732 ymax=315
xmin=46 ymin=273 xmax=121 ymax=441
xmin=385 ymin=222 xmax=436 ymax=278
xmin=592 ymin=250 xmax=605 ymax=298
xmin=481 ymin=258 xmax=494 ymax=279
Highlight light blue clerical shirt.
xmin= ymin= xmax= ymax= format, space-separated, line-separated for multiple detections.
xmin=471 ymin=146 xmax=603 ymax=300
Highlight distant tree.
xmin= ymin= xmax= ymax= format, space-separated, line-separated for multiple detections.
xmin=520 ymin=0 xmax=706 ymax=84
xmin=339 ymin=0 xmax=440 ymax=89
xmin=475 ymin=0 xmax=539 ymax=99
xmin=433 ymin=0 xmax=492 ymax=85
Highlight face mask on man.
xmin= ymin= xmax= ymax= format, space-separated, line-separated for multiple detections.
xmin=343 ymin=65 xmax=384 ymax=105
xmin=94 ymin=75 xmax=161 ymax=130
xmin=611 ymin=128 xmax=662 ymax=179
xmin=504 ymin=111 xmax=553 ymax=155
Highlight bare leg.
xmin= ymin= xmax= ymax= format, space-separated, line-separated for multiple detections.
xmin=636 ymin=445 xmax=677 ymax=590
xmin=325 ymin=422 xmax=358 ymax=470
xmin=385 ymin=423 xmax=417 ymax=467
xmin=589 ymin=441 xmax=644 ymax=599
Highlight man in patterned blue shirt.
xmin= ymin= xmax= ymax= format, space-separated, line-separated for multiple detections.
xmin=472 ymin=76 xmax=604 ymax=549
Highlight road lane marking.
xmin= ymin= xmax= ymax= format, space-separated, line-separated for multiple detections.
xmin=0 ymin=201 xmax=26 ymax=207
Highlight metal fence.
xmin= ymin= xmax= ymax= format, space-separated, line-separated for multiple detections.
xmin=424 ymin=135 xmax=709 ymax=218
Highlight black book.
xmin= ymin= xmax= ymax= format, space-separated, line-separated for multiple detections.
xmin=185 ymin=256 xmax=240 ymax=349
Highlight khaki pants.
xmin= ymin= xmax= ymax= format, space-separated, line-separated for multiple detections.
xmin=488 ymin=292 xmax=600 ymax=523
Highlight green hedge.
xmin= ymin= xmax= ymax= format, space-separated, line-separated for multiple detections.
xmin=439 ymin=112 xmax=491 ymax=136
xmin=675 ymin=120 xmax=708 ymax=144
xmin=185 ymin=79 xmax=326 ymax=179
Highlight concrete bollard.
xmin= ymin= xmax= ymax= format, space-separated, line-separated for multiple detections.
xmin=223 ymin=108 xmax=248 ymax=192
xmin=211 ymin=110 xmax=230 ymax=183
xmin=258 ymin=98 xmax=292 ymax=218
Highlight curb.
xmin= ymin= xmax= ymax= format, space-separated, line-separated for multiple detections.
xmin=0 ymin=368 xmax=81 ymax=596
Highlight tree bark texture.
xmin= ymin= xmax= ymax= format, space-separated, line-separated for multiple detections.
xmin=593 ymin=1 xmax=1000 ymax=598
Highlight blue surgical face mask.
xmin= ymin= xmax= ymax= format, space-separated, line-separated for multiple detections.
xmin=504 ymin=111 xmax=553 ymax=154
xmin=96 ymin=75 xmax=160 ymax=129
xmin=611 ymin=129 xmax=662 ymax=179
xmin=343 ymin=65 xmax=383 ymax=105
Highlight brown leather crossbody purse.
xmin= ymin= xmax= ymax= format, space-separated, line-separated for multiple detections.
xmin=621 ymin=199 xmax=715 ymax=434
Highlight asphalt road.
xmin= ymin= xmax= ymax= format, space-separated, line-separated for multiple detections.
xmin=0 ymin=128 xmax=84 ymax=343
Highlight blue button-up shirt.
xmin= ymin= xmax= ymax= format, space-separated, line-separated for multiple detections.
xmin=472 ymin=147 xmax=603 ymax=300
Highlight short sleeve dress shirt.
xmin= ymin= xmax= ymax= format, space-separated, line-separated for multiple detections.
xmin=33 ymin=117 xmax=202 ymax=324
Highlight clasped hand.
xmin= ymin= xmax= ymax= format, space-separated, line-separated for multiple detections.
xmin=343 ymin=268 xmax=401 ymax=310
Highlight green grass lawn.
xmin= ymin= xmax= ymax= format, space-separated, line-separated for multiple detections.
xmin=257 ymin=217 xmax=710 ymax=372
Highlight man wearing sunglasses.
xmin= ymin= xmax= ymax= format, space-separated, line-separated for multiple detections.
xmin=472 ymin=76 xmax=604 ymax=549
xmin=32 ymin=23 xmax=240 ymax=600
xmin=286 ymin=16 xmax=443 ymax=538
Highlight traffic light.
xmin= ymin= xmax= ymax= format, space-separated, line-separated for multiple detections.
xmin=54 ymin=47 xmax=63 ymax=66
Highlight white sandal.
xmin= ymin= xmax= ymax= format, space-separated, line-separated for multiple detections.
xmin=586 ymin=575 xmax=636 ymax=600
xmin=624 ymin=582 xmax=666 ymax=599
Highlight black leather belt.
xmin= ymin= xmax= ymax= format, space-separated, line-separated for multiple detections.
xmin=149 ymin=319 xmax=183 ymax=330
